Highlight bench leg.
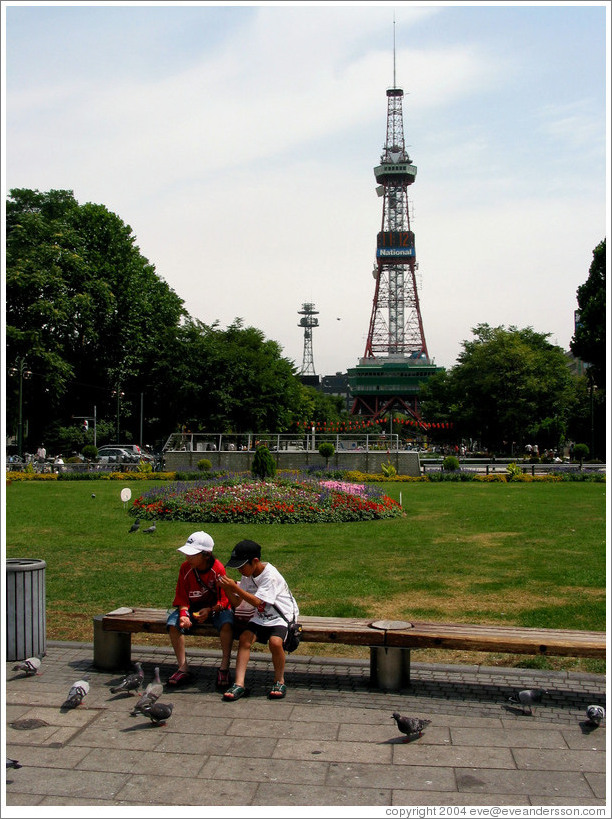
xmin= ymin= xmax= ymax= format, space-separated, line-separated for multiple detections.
xmin=92 ymin=615 xmax=132 ymax=671
xmin=370 ymin=646 xmax=411 ymax=690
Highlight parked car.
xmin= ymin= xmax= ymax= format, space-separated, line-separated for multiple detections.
xmin=112 ymin=444 xmax=155 ymax=462
xmin=96 ymin=446 xmax=140 ymax=464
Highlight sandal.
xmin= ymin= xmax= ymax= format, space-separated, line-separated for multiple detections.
xmin=167 ymin=669 xmax=194 ymax=687
xmin=223 ymin=683 xmax=248 ymax=701
xmin=268 ymin=682 xmax=287 ymax=699
xmin=216 ymin=668 xmax=232 ymax=689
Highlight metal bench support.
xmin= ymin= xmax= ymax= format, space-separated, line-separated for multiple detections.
xmin=93 ymin=615 xmax=132 ymax=671
xmin=370 ymin=646 xmax=411 ymax=689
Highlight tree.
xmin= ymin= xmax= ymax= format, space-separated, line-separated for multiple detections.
xmin=419 ymin=324 xmax=577 ymax=454
xmin=6 ymin=188 xmax=185 ymax=449
xmin=570 ymin=239 xmax=606 ymax=390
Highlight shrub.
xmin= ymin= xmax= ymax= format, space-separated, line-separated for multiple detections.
xmin=251 ymin=445 xmax=276 ymax=480
xmin=81 ymin=444 xmax=98 ymax=461
xmin=318 ymin=442 xmax=335 ymax=468
xmin=442 ymin=455 xmax=460 ymax=472
xmin=381 ymin=460 xmax=397 ymax=478
xmin=197 ymin=458 xmax=213 ymax=472
xmin=573 ymin=443 xmax=589 ymax=467
xmin=506 ymin=462 xmax=523 ymax=479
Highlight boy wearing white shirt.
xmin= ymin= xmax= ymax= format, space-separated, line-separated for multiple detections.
xmin=218 ymin=539 xmax=298 ymax=701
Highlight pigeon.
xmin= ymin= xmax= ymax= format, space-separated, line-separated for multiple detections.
xmin=91 ymin=493 xmax=96 ymax=498
xmin=6 ymin=758 xmax=22 ymax=769
xmin=63 ymin=678 xmax=90 ymax=709
xmin=142 ymin=523 xmax=156 ymax=534
xmin=128 ymin=519 xmax=140 ymax=533
xmin=131 ymin=667 xmax=163 ymax=715
xmin=141 ymin=701 xmax=173 ymax=726
xmin=110 ymin=661 xmax=144 ymax=695
xmin=391 ymin=712 xmax=431 ymax=741
xmin=12 ymin=656 xmax=42 ymax=676
xmin=586 ymin=705 xmax=605 ymax=726
xmin=507 ymin=688 xmax=549 ymax=715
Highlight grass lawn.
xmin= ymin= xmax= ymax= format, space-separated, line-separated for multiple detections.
xmin=4 ymin=478 xmax=606 ymax=673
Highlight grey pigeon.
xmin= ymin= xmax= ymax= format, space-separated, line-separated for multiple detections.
xmin=13 ymin=656 xmax=41 ymax=676
xmin=110 ymin=661 xmax=144 ymax=695
xmin=142 ymin=523 xmax=156 ymax=534
xmin=6 ymin=758 xmax=22 ymax=769
xmin=586 ymin=705 xmax=605 ymax=726
xmin=508 ymin=688 xmax=549 ymax=715
xmin=141 ymin=701 xmax=173 ymax=725
xmin=63 ymin=678 xmax=90 ymax=709
xmin=131 ymin=667 xmax=163 ymax=715
xmin=128 ymin=519 xmax=140 ymax=533
xmin=391 ymin=712 xmax=431 ymax=741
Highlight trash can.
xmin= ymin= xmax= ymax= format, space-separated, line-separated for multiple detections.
xmin=6 ymin=558 xmax=47 ymax=662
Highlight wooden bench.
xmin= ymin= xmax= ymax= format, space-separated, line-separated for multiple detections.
xmin=93 ymin=607 xmax=606 ymax=691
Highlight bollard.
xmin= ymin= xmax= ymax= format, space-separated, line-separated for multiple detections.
xmin=6 ymin=558 xmax=47 ymax=662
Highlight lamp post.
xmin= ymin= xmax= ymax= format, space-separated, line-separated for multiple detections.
xmin=112 ymin=384 xmax=124 ymax=443
xmin=9 ymin=357 xmax=32 ymax=460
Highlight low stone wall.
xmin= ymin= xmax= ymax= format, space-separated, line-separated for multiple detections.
xmin=163 ymin=449 xmax=421 ymax=477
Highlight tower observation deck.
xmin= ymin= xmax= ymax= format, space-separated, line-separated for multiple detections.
xmin=348 ymin=68 xmax=442 ymax=420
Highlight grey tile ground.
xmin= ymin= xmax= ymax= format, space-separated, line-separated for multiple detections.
xmin=3 ymin=640 xmax=608 ymax=812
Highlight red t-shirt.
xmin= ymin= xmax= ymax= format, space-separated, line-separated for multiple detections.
xmin=172 ymin=558 xmax=231 ymax=613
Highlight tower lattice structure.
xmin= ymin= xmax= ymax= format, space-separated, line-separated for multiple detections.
xmin=364 ymin=86 xmax=429 ymax=361
xmin=348 ymin=68 xmax=441 ymax=421
xmin=298 ymin=303 xmax=319 ymax=376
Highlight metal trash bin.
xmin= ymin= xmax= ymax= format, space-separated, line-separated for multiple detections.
xmin=6 ymin=558 xmax=47 ymax=662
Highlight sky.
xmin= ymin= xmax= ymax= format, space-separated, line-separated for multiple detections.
xmin=2 ymin=1 xmax=609 ymax=377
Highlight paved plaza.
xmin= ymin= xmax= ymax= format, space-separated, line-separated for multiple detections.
xmin=4 ymin=640 xmax=608 ymax=812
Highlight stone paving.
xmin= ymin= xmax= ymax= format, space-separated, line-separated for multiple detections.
xmin=4 ymin=640 xmax=608 ymax=810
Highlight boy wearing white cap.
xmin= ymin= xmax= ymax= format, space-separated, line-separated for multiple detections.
xmin=166 ymin=531 xmax=234 ymax=688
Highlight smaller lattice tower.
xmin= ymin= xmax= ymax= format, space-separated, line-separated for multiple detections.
xmin=298 ymin=303 xmax=319 ymax=376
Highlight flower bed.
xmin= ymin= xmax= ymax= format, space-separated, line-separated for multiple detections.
xmin=130 ymin=476 xmax=403 ymax=524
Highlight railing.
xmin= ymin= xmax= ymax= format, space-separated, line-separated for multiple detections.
xmin=162 ymin=432 xmax=402 ymax=454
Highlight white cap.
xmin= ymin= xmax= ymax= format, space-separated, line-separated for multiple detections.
xmin=177 ymin=531 xmax=214 ymax=556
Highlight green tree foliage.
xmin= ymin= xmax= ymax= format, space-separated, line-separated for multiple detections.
xmin=420 ymin=324 xmax=576 ymax=453
xmin=570 ymin=239 xmax=606 ymax=390
xmin=6 ymin=189 xmax=307 ymax=449
xmin=6 ymin=188 xmax=185 ymax=448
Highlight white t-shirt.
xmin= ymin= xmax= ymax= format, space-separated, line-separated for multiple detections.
xmin=238 ymin=563 xmax=298 ymax=627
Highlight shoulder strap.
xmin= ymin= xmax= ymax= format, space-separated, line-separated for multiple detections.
xmin=272 ymin=587 xmax=297 ymax=624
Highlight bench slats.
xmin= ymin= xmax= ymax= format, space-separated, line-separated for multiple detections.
xmin=101 ymin=608 xmax=606 ymax=658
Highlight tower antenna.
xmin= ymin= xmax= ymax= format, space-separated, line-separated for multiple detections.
xmin=298 ymin=302 xmax=319 ymax=376
xmin=393 ymin=13 xmax=396 ymax=88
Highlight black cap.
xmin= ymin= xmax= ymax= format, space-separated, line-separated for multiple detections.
xmin=226 ymin=539 xmax=261 ymax=568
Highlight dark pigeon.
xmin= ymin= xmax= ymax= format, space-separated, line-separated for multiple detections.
xmin=12 ymin=656 xmax=42 ymax=676
xmin=131 ymin=667 xmax=163 ymax=715
xmin=128 ymin=519 xmax=140 ymax=533
xmin=507 ymin=688 xmax=549 ymax=715
xmin=63 ymin=678 xmax=90 ymax=709
xmin=142 ymin=523 xmax=156 ymax=534
xmin=586 ymin=705 xmax=605 ymax=726
xmin=391 ymin=712 xmax=431 ymax=741
xmin=6 ymin=759 xmax=22 ymax=769
xmin=110 ymin=661 xmax=144 ymax=695
xmin=141 ymin=701 xmax=173 ymax=725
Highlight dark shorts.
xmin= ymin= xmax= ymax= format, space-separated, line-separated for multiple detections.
xmin=235 ymin=620 xmax=287 ymax=645
xmin=166 ymin=607 xmax=234 ymax=634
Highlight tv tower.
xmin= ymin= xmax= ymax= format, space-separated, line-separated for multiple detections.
xmin=298 ymin=303 xmax=319 ymax=376
xmin=348 ymin=25 xmax=441 ymax=419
